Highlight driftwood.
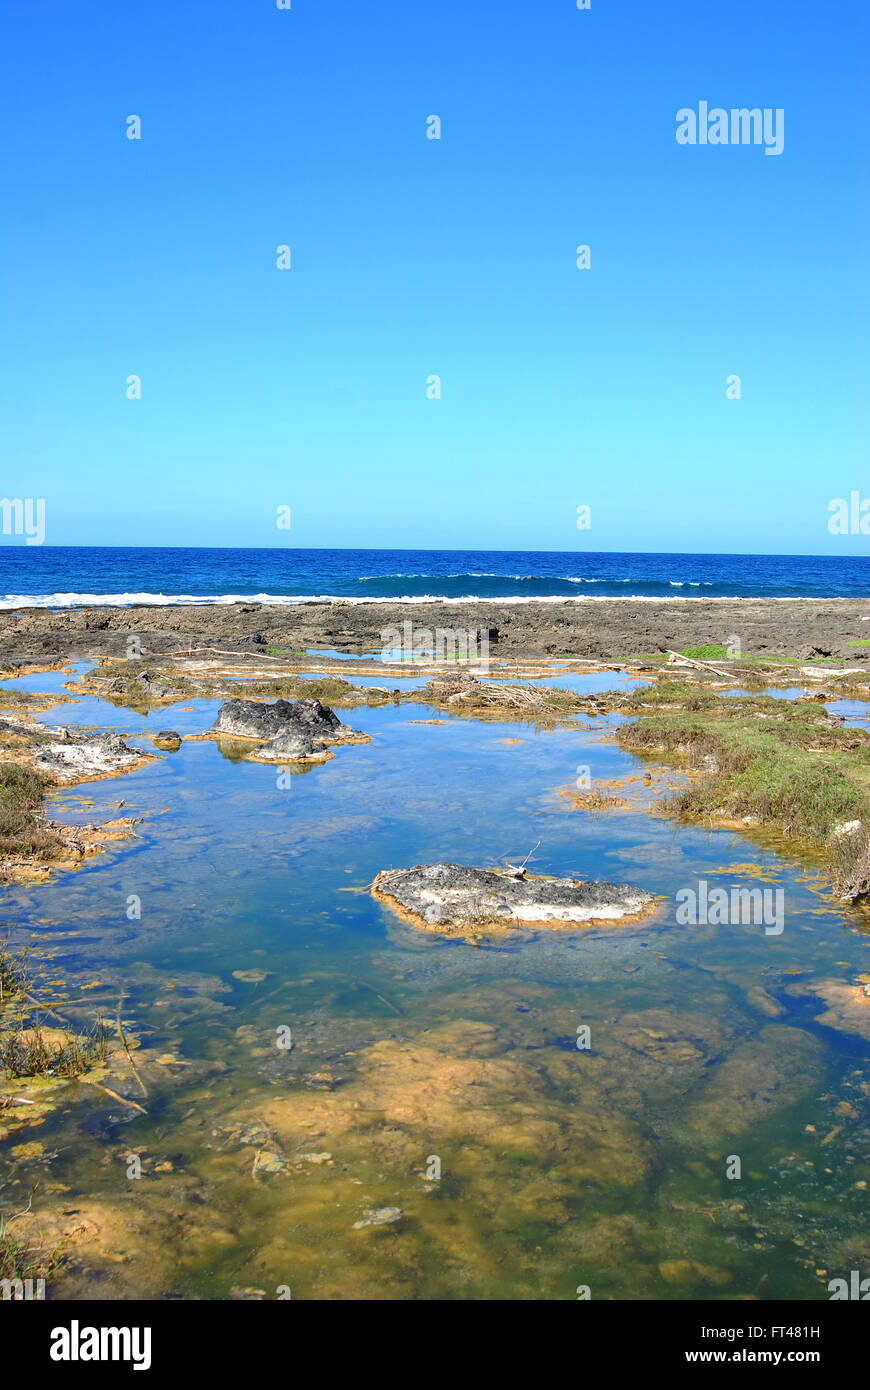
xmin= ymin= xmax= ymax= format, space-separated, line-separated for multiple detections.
xmin=664 ymin=650 xmax=740 ymax=681
xmin=148 ymin=645 xmax=286 ymax=663
xmin=81 ymin=1079 xmax=147 ymax=1115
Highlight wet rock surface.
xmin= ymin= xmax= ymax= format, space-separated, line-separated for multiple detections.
xmin=212 ymin=697 xmax=354 ymax=743
xmin=209 ymin=696 xmax=367 ymax=763
xmin=34 ymin=730 xmax=151 ymax=782
xmin=372 ymin=862 xmax=657 ymax=934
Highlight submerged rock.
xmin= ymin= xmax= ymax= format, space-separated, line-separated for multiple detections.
xmin=807 ymin=979 xmax=870 ymax=1041
xmin=680 ymin=1025 xmax=824 ymax=1144
xmin=352 ymin=1206 xmax=402 ymax=1230
xmin=371 ymin=862 xmax=656 ymax=935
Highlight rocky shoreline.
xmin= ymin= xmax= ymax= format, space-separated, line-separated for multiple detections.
xmin=2 ymin=596 xmax=870 ymax=663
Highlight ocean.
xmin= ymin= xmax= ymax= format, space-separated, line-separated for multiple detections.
xmin=0 ymin=547 xmax=868 ymax=608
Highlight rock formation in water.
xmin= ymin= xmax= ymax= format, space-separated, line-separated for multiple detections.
xmin=35 ymin=731 xmax=151 ymax=782
xmin=371 ymin=862 xmax=657 ymax=935
xmin=210 ymin=697 xmax=368 ymax=763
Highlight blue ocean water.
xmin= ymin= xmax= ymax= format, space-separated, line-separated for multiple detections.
xmin=0 ymin=547 xmax=868 ymax=607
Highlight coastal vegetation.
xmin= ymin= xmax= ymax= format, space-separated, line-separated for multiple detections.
xmin=617 ymin=681 xmax=870 ymax=899
xmin=0 ymin=764 xmax=62 ymax=864
xmin=0 ymin=1212 xmax=59 ymax=1287
xmin=0 ymin=942 xmax=108 ymax=1081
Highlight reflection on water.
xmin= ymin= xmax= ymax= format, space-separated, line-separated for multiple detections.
xmin=1 ymin=677 xmax=869 ymax=1301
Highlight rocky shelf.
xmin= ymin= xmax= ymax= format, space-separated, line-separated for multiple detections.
xmin=371 ymin=862 xmax=658 ymax=936
xmin=207 ymin=697 xmax=370 ymax=763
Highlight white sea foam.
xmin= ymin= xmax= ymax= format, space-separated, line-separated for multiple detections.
xmin=0 ymin=590 xmax=855 ymax=611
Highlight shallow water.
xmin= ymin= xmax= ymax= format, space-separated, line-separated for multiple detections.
xmin=827 ymin=698 xmax=870 ymax=732
xmin=726 ymin=686 xmax=809 ymax=700
xmin=299 ymin=666 xmax=648 ymax=695
xmin=1 ymin=675 xmax=869 ymax=1301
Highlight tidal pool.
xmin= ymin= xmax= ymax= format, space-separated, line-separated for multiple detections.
xmin=1 ymin=680 xmax=869 ymax=1301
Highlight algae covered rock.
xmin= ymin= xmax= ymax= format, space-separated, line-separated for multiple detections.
xmin=681 ymin=1024 xmax=824 ymax=1144
xmin=371 ymin=862 xmax=657 ymax=935
xmin=807 ymin=979 xmax=870 ymax=1041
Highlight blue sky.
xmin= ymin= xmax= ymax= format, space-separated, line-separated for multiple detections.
xmin=1 ymin=0 xmax=867 ymax=553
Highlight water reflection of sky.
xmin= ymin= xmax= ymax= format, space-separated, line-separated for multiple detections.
xmin=1 ymin=666 xmax=868 ymax=1301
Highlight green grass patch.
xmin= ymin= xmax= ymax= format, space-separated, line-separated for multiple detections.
xmin=616 ymin=682 xmax=870 ymax=896
xmin=242 ymin=675 xmax=390 ymax=707
xmin=0 ymin=1020 xmax=108 ymax=1080
xmin=0 ymin=764 xmax=62 ymax=861
xmin=679 ymin=645 xmax=730 ymax=660
xmin=0 ymin=1216 xmax=60 ymax=1288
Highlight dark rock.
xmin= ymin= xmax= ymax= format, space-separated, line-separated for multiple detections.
xmin=258 ymin=727 xmax=323 ymax=760
xmin=210 ymin=697 xmax=357 ymax=745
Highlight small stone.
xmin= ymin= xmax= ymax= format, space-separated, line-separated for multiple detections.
xmin=352 ymin=1206 xmax=402 ymax=1230
xmin=252 ymin=1149 xmax=286 ymax=1175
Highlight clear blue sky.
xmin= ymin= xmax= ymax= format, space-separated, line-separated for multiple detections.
xmin=1 ymin=0 xmax=867 ymax=553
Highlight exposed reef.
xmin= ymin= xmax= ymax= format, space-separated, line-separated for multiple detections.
xmin=371 ymin=862 xmax=657 ymax=937
xmin=207 ymin=697 xmax=369 ymax=764
xmin=34 ymin=730 xmax=153 ymax=783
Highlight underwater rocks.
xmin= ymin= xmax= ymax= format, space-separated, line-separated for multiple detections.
xmin=371 ymin=862 xmax=657 ymax=936
xmin=209 ymin=696 xmax=368 ymax=763
xmin=805 ymin=979 xmax=870 ymax=1042
xmin=34 ymin=731 xmax=153 ymax=783
xmin=352 ymin=1206 xmax=402 ymax=1230
xmin=680 ymin=1025 xmax=824 ymax=1144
